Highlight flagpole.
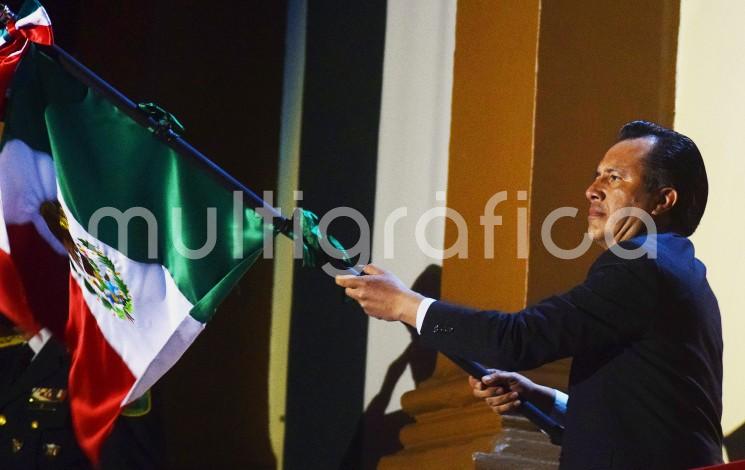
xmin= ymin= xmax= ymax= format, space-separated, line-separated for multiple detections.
xmin=445 ymin=354 xmax=564 ymax=445
xmin=44 ymin=45 xmax=566 ymax=440
xmin=1 ymin=3 xmax=362 ymax=275
xmin=0 ymin=4 xmax=563 ymax=440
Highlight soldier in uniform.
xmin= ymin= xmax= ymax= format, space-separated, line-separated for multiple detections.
xmin=0 ymin=315 xmax=164 ymax=469
xmin=0 ymin=316 xmax=91 ymax=469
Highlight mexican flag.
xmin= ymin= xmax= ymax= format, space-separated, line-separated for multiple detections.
xmin=0 ymin=3 xmax=272 ymax=462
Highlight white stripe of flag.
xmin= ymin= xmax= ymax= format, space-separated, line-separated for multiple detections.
xmin=15 ymin=6 xmax=53 ymax=29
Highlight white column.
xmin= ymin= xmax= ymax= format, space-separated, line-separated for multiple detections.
xmin=364 ymin=0 xmax=457 ymax=412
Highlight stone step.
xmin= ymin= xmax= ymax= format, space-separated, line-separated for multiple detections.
xmin=474 ymin=451 xmax=559 ymax=470
xmin=474 ymin=415 xmax=561 ymax=469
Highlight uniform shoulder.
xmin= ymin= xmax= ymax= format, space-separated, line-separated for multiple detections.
xmin=0 ymin=334 xmax=26 ymax=350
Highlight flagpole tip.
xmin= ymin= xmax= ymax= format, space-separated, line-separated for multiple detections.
xmin=0 ymin=4 xmax=16 ymax=26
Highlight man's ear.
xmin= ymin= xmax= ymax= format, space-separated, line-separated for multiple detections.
xmin=651 ymin=187 xmax=677 ymax=216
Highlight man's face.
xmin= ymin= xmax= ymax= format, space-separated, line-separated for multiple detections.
xmin=585 ymin=137 xmax=658 ymax=245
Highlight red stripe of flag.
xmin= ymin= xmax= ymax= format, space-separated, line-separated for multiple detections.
xmin=0 ymin=37 xmax=28 ymax=117
xmin=67 ymin=275 xmax=136 ymax=465
xmin=6 ymin=224 xmax=69 ymax=338
xmin=0 ymin=248 xmax=40 ymax=333
xmin=20 ymin=24 xmax=53 ymax=46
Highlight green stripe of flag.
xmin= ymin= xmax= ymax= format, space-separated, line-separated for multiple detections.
xmin=3 ymin=46 xmax=269 ymax=319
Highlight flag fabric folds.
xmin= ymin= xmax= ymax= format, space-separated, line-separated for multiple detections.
xmin=0 ymin=4 xmax=272 ymax=462
xmin=0 ymin=0 xmax=64 ymax=337
xmin=0 ymin=0 xmax=53 ymax=115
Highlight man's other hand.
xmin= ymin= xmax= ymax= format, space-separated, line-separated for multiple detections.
xmin=336 ymin=264 xmax=424 ymax=327
xmin=469 ymin=369 xmax=555 ymax=415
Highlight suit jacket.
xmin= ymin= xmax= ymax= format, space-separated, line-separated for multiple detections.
xmin=420 ymin=233 xmax=723 ymax=469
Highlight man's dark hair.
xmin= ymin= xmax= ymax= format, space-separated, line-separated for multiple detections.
xmin=617 ymin=120 xmax=708 ymax=236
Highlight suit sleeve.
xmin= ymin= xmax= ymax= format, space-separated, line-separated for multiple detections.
xmin=419 ymin=255 xmax=659 ymax=370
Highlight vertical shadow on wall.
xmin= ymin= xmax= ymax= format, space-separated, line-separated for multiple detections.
xmin=726 ymin=421 xmax=745 ymax=461
xmin=341 ymin=265 xmax=441 ymax=469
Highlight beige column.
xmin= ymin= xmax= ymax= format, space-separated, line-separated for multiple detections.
xmin=676 ymin=0 xmax=745 ymax=441
xmin=380 ymin=0 xmax=679 ymax=468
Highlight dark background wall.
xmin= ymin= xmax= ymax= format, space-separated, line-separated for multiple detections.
xmin=15 ymin=1 xmax=288 ymax=468
xmin=282 ymin=1 xmax=387 ymax=469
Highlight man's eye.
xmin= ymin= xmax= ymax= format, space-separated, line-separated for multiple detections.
xmin=609 ymin=175 xmax=621 ymax=182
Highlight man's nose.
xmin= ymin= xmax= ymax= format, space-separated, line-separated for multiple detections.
xmin=585 ymin=181 xmax=604 ymax=202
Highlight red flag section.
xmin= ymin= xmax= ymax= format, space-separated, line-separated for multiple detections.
xmin=66 ymin=276 xmax=136 ymax=464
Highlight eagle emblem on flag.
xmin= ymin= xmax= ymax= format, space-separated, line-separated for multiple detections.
xmin=39 ymin=200 xmax=134 ymax=322
xmin=73 ymin=238 xmax=134 ymax=321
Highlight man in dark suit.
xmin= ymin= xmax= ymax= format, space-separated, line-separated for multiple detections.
xmin=337 ymin=121 xmax=723 ymax=468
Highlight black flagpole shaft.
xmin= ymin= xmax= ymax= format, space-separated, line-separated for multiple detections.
xmin=37 ymin=44 xmax=362 ymax=277
xmin=44 ymin=34 xmax=560 ymax=436
xmin=45 ymin=40 xmax=561 ymax=438
xmin=4 ymin=8 xmax=561 ymax=434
